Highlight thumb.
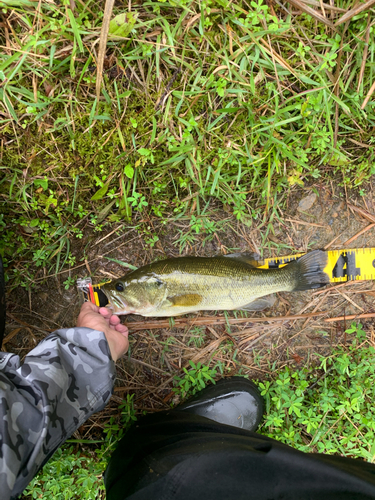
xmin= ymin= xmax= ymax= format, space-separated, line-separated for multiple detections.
xmin=105 ymin=327 xmax=129 ymax=362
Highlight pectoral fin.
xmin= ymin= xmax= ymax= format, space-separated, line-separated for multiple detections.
xmin=221 ymin=252 xmax=261 ymax=268
xmin=167 ymin=293 xmax=202 ymax=307
xmin=239 ymin=294 xmax=276 ymax=311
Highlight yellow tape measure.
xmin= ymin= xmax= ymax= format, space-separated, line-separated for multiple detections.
xmin=259 ymin=248 xmax=375 ymax=283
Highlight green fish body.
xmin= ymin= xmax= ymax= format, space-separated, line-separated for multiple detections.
xmin=102 ymin=250 xmax=328 ymax=317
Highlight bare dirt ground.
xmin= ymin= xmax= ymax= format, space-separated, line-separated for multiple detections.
xmin=5 ymin=183 xmax=375 ymax=438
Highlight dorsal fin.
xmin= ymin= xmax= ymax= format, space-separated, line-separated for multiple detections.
xmin=220 ymin=252 xmax=261 ymax=268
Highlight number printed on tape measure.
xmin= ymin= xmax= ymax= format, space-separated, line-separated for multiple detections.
xmin=330 ymin=251 xmax=360 ymax=281
xmin=258 ymin=248 xmax=375 ymax=283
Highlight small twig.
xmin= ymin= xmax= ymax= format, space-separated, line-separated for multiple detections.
xmin=2 ymin=328 xmax=22 ymax=345
xmin=238 ymin=332 xmax=261 ymax=348
xmin=96 ymin=0 xmax=115 ymax=100
xmin=325 ymin=312 xmax=375 ymax=322
xmin=6 ymin=312 xmax=54 ymax=334
xmin=94 ymin=225 xmax=122 ymax=246
xmin=348 ymin=203 xmax=375 ymax=224
xmin=333 ymin=20 xmax=350 ymax=148
xmin=125 ymin=311 xmax=327 ymax=331
xmin=347 ymin=137 xmax=371 ymax=148
xmin=324 ymin=232 xmax=345 ymax=249
xmin=286 ymin=0 xmax=337 ymax=29
xmin=156 ymin=67 xmax=181 ymax=109
xmin=266 ymin=33 xmax=283 ymax=99
xmin=285 ymin=218 xmax=326 ymax=228
xmin=336 ymin=0 xmax=375 ymax=26
xmin=361 ymin=82 xmax=375 ymax=109
xmin=308 ymin=367 xmax=334 ymax=390
xmin=335 ymin=289 xmax=364 ymax=312
xmin=357 ymin=13 xmax=371 ymax=93
xmin=245 ymin=330 xmax=275 ymax=350
xmin=342 ymin=223 xmax=375 ymax=246
xmin=319 ymin=0 xmax=326 ymax=18
xmin=361 ymin=79 xmax=375 ymax=110
xmin=325 ymin=290 xmax=375 ymax=295
xmin=128 ymin=357 xmax=170 ymax=375
xmin=333 ymin=100 xmax=339 ymax=149
xmin=302 ymin=293 xmax=330 ymax=329
xmin=312 ymin=280 xmax=365 ymax=296
xmin=190 ymin=338 xmax=224 ymax=363
xmin=259 ymin=38 xmax=299 ymax=77
xmin=309 ymin=408 xmax=331 ymax=446
xmin=300 ymin=0 xmax=345 ymax=12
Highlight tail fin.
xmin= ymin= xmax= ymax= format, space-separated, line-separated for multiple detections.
xmin=288 ymin=250 xmax=329 ymax=291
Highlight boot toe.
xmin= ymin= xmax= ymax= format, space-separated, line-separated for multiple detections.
xmin=178 ymin=377 xmax=263 ymax=432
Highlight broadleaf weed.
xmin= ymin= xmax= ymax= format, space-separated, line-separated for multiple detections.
xmin=259 ymin=324 xmax=375 ymax=459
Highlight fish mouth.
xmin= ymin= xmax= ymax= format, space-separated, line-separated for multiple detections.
xmin=101 ymin=288 xmax=128 ymax=314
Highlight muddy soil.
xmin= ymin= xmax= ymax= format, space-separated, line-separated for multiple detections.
xmin=4 ymin=183 xmax=375 ymax=436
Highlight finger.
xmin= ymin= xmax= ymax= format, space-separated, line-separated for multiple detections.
xmin=109 ymin=315 xmax=120 ymax=326
xmin=99 ymin=307 xmax=112 ymax=319
xmin=115 ymin=335 xmax=129 ymax=360
xmin=81 ymin=302 xmax=99 ymax=314
xmin=106 ymin=330 xmax=129 ymax=361
xmin=77 ymin=302 xmax=100 ymax=327
xmin=115 ymin=324 xmax=128 ymax=335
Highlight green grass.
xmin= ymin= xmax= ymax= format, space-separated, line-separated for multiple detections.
xmin=24 ymin=394 xmax=137 ymax=500
xmin=1 ymin=0 xmax=375 ymax=287
xmin=24 ymin=447 xmax=106 ymax=500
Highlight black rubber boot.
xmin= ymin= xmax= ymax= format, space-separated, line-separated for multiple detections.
xmin=177 ymin=377 xmax=264 ymax=432
xmin=0 ymin=256 xmax=5 ymax=350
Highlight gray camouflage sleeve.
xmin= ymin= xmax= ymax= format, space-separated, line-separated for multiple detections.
xmin=0 ymin=327 xmax=116 ymax=500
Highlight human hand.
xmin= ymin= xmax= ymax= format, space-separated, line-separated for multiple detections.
xmin=76 ymin=302 xmax=129 ymax=362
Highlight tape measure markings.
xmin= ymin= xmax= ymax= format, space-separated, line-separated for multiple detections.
xmin=259 ymin=247 xmax=375 ymax=283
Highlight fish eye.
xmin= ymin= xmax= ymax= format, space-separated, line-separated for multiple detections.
xmin=115 ymin=282 xmax=124 ymax=292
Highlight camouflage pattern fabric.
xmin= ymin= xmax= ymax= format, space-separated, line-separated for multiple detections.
xmin=0 ymin=327 xmax=115 ymax=500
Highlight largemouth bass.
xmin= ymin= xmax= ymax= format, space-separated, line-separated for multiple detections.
xmin=102 ymin=250 xmax=329 ymax=317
